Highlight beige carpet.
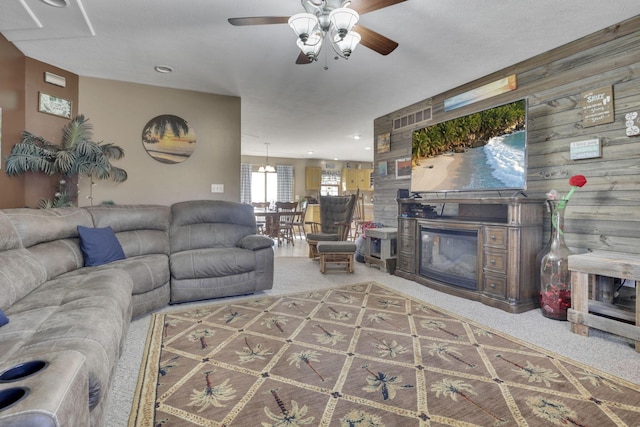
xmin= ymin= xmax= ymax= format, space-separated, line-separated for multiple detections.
xmin=128 ymin=282 xmax=640 ymax=426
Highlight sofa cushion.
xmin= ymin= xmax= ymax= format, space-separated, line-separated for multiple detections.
xmin=237 ymin=234 xmax=275 ymax=250
xmin=170 ymin=247 xmax=256 ymax=280
xmin=2 ymin=208 xmax=94 ymax=281
xmin=0 ymin=248 xmax=48 ymax=311
xmin=87 ymin=205 xmax=170 ymax=257
xmin=170 ymin=200 xmax=257 ymax=253
xmin=0 ymin=309 xmax=8 ymax=327
xmin=3 ymin=208 xmax=93 ymax=249
xmin=78 ymin=226 xmax=126 ymax=267
xmin=5 ymin=269 xmax=133 ymax=411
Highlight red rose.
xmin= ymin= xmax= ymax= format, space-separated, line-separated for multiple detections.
xmin=569 ymin=175 xmax=587 ymax=187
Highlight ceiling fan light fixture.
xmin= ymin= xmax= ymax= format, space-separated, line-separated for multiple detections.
xmin=288 ymin=13 xmax=319 ymax=42
xmin=328 ymin=7 xmax=359 ymax=39
xmin=334 ymin=31 xmax=360 ymax=58
xmin=297 ymin=33 xmax=323 ymax=61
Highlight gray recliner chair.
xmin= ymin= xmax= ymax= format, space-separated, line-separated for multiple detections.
xmin=169 ymin=200 xmax=275 ymax=303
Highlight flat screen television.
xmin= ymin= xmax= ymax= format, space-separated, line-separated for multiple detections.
xmin=410 ymin=99 xmax=527 ymax=193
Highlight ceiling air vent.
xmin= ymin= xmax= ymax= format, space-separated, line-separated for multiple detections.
xmin=393 ymin=107 xmax=432 ymax=130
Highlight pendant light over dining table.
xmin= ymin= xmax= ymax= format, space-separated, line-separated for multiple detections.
xmin=258 ymin=143 xmax=276 ymax=173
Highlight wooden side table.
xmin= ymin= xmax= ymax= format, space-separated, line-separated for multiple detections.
xmin=364 ymin=227 xmax=397 ymax=274
xmin=568 ymin=250 xmax=640 ymax=352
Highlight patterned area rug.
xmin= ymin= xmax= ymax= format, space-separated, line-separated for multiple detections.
xmin=129 ymin=282 xmax=640 ymax=426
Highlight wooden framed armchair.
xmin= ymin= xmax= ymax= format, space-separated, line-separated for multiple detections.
xmin=306 ymin=192 xmax=358 ymax=258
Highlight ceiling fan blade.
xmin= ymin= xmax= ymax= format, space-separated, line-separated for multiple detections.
xmin=228 ymin=16 xmax=290 ymax=26
xmin=347 ymin=0 xmax=407 ymax=15
xmin=295 ymin=51 xmax=312 ymax=65
xmin=357 ymin=25 xmax=399 ymax=55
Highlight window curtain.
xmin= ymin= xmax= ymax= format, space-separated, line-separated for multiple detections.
xmin=277 ymin=165 xmax=294 ymax=202
xmin=240 ymin=163 xmax=252 ymax=204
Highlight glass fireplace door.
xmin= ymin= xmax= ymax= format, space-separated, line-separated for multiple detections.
xmin=419 ymin=226 xmax=479 ymax=290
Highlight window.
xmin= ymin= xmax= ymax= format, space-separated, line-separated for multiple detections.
xmin=320 ymin=170 xmax=340 ymax=196
xmin=251 ymin=171 xmax=278 ymax=204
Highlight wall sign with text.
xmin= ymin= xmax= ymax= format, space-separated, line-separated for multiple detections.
xmin=581 ymin=85 xmax=614 ymax=127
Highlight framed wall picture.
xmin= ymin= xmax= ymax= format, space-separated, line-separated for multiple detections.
xmin=378 ymin=161 xmax=387 ymax=177
xmin=38 ymin=92 xmax=72 ymax=118
xmin=396 ymin=158 xmax=411 ymax=179
xmin=377 ymin=132 xmax=390 ymax=153
xmin=142 ymin=114 xmax=197 ymax=164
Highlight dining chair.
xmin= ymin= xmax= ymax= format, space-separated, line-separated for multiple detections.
xmin=292 ymin=200 xmax=308 ymax=240
xmin=251 ymin=202 xmax=270 ymax=234
xmin=350 ymin=193 xmax=367 ymax=241
xmin=275 ymin=201 xmax=298 ymax=246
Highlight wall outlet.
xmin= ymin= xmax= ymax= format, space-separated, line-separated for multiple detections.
xmin=211 ymin=184 xmax=224 ymax=193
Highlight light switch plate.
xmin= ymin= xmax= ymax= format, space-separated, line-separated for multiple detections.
xmin=211 ymin=184 xmax=224 ymax=193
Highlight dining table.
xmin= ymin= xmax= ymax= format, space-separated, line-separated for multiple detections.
xmin=253 ymin=209 xmax=302 ymax=239
xmin=253 ymin=209 xmax=280 ymax=239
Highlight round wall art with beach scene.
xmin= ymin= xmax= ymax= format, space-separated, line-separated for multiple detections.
xmin=142 ymin=115 xmax=196 ymax=164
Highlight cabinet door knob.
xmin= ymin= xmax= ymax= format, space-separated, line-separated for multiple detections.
xmin=490 ymin=235 xmax=497 ymax=240
xmin=490 ymin=283 xmax=496 ymax=288
xmin=490 ymin=259 xmax=496 ymax=265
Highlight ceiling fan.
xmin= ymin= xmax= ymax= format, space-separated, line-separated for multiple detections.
xmin=228 ymin=0 xmax=406 ymax=64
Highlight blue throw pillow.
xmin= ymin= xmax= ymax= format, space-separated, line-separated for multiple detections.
xmin=0 ymin=309 xmax=8 ymax=327
xmin=77 ymin=225 xmax=126 ymax=267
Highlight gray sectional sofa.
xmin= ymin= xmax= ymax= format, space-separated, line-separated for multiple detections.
xmin=0 ymin=200 xmax=274 ymax=426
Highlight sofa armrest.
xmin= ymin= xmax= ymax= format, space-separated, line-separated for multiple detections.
xmin=0 ymin=350 xmax=89 ymax=426
xmin=237 ymin=235 xmax=275 ymax=251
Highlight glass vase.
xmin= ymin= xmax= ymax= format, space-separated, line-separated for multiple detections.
xmin=539 ymin=199 xmax=573 ymax=320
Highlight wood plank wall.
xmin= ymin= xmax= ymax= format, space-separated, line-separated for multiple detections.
xmin=373 ymin=16 xmax=640 ymax=254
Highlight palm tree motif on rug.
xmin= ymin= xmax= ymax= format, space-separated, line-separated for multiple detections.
xmin=129 ymin=282 xmax=640 ymax=426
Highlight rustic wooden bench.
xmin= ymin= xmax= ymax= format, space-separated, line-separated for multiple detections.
xmin=567 ymin=250 xmax=640 ymax=352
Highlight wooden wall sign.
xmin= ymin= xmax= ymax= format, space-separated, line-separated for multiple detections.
xmin=581 ymin=85 xmax=614 ymax=127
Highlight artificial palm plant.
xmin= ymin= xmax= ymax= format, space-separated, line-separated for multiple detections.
xmin=4 ymin=114 xmax=127 ymax=206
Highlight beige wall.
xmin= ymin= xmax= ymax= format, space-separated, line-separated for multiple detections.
xmin=78 ymin=77 xmax=240 ymax=206
xmin=241 ymin=155 xmax=373 ymax=201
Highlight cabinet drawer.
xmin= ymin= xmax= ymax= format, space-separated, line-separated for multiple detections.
xmin=399 ymin=219 xmax=415 ymax=236
xmin=484 ymin=227 xmax=507 ymax=248
xmin=483 ymin=274 xmax=507 ymax=298
xmin=484 ymin=250 xmax=507 ymax=274
xmin=398 ymin=253 xmax=415 ymax=273
xmin=399 ymin=236 xmax=415 ymax=253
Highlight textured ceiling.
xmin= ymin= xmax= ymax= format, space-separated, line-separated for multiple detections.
xmin=2 ymin=1 xmax=640 ymax=162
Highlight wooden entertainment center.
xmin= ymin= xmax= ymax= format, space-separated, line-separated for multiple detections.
xmin=395 ymin=196 xmax=543 ymax=313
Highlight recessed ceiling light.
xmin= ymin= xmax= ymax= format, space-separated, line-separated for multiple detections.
xmin=364 ymin=147 xmax=371 ymax=150
xmin=154 ymin=65 xmax=173 ymax=74
xmin=333 ymin=157 xmax=338 ymax=161
xmin=308 ymin=151 xmax=314 ymax=155
xmin=40 ymin=0 xmax=69 ymax=7
xmin=354 ymin=135 xmax=361 ymax=140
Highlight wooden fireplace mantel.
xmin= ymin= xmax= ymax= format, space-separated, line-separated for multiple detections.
xmin=395 ymin=196 xmax=544 ymax=313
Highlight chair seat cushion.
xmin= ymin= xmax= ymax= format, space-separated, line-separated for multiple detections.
xmin=317 ymin=241 xmax=356 ymax=253
xmin=306 ymin=233 xmax=339 ymax=242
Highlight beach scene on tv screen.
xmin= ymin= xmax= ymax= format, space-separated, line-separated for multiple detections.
xmin=410 ymin=100 xmax=526 ymax=193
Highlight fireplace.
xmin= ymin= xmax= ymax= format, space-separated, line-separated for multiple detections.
xmin=419 ymin=226 xmax=479 ymax=290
